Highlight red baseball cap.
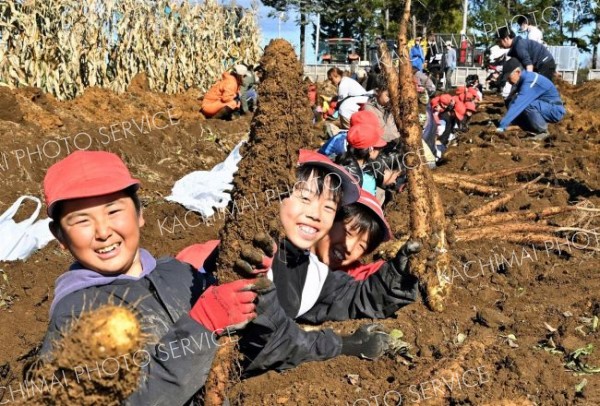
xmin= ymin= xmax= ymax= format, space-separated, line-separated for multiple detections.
xmin=465 ymin=101 xmax=477 ymax=112
xmin=347 ymin=124 xmax=387 ymax=149
xmin=453 ymin=99 xmax=467 ymax=121
xmin=430 ymin=96 xmax=440 ymax=107
xmin=44 ymin=150 xmax=140 ymax=217
xmin=356 ymin=189 xmax=392 ymax=241
xmin=439 ymin=94 xmax=453 ymax=107
xmin=298 ymin=149 xmax=360 ymax=206
xmin=349 ymin=110 xmax=380 ymax=128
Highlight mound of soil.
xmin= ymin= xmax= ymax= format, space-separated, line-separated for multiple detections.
xmin=216 ymin=39 xmax=318 ymax=282
xmin=0 ymin=74 xmax=599 ymax=405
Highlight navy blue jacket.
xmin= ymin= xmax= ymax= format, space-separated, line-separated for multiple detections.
xmin=239 ymin=239 xmax=418 ymax=375
xmin=508 ymin=36 xmax=554 ymax=69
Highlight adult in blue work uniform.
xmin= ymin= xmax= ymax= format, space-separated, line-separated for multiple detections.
xmin=497 ymin=27 xmax=556 ymax=81
xmin=410 ymin=37 xmax=425 ymax=72
xmin=496 ymin=59 xmax=565 ymax=141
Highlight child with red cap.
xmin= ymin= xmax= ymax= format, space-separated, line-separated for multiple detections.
xmin=313 ymin=189 xmax=420 ymax=281
xmin=460 ymin=101 xmax=478 ymax=131
xmin=335 ymin=124 xmax=387 ymax=195
xmin=440 ymin=96 xmax=466 ymax=142
xmin=318 ymin=109 xmax=382 ymax=158
xmin=40 ymin=150 xmax=263 ymax=404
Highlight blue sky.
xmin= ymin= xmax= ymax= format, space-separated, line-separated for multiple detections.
xmin=234 ymin=0 xmax=319 ymax=63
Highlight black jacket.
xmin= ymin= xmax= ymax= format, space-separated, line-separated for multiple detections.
xmin=41 ymin=258 xmax=218 ymax=406
xmin=240 ymin=239 xmax=418 ymax=375
xmin=508 ymin=36 xmax=554 ymax=69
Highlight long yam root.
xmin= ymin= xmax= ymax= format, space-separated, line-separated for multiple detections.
xmin=455 ymin=223 xmax=557 ymax=241
xmin=204 ymin=336 xmax=237 ymax=406
xmin=433 ymin=174 xmax=503 ymax=195
xmin=466 ymin=175 xmax=543 ymax=217
xmin=455 ymin=206 xmax=578 ymax=228
xmin=472 ymin=163 xmax=541 ymax=180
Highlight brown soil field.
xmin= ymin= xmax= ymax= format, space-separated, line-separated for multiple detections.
xmin=0 ymin=68 xmax=599 ymax=405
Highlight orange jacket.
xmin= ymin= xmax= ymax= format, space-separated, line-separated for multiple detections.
xmin=201 ymin=72 xmax=240 ymax=116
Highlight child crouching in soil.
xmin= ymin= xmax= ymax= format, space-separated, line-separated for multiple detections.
xmin=40 ymin=150 xmax=264 ymax=405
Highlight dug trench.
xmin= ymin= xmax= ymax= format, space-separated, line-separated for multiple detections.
xmin=0 ymin=69 xmax=599 ymax=404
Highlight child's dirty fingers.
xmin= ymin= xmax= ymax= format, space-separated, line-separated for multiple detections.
xmin=234 ymin=259 xmax=256 ymax=275
xmin=254 ymin=232 xmax=276 ymax=256
xmin=240 ymin=247 xmax=264 ymax=267
xmin=248 ymin=277 xmax=275 ymax=294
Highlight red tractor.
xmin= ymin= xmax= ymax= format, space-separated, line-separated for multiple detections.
xmin=321 ymin=38 xmax=361 ymax=64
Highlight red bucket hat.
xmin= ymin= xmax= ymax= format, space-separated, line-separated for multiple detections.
xmin=439 ymin=94 xmax=453 ymax=109
xmin=44 ymin=150 xmax=140 ymax=217
xmin=453 ymin=99 xmax=467 ymax=121
xmin=356 ymin=189 xmax=392 ymax=241
xmin=349 ymin=110 xmax=381 ymax=128
xmin=298 ymin=149 xmax=360 ymax=206
xmin=347 ymin=124 xmax=387 ymax=149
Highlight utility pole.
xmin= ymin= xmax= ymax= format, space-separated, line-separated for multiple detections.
xmin=278 ymin=12 xmax=286 ymax=38
xmin=385 ymin=8 xmax=389 ymax=34
xmin=461 ymin=0 xmax=468 ymax=39
xmin=315 ymin=13 xmax=321 ymax=62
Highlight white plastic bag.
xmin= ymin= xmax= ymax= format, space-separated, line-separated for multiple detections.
xmin=166 ymin=141 xmax=245 ymax=217
xmin=0 ymin=196 xmax=55 ymax=261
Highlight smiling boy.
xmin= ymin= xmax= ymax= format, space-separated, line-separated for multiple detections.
xmin=40 ymin=151 xmax=262 ymax=405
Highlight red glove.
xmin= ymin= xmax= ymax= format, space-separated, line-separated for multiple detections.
xmin=189 ymin=279 xmax=258 ymax=333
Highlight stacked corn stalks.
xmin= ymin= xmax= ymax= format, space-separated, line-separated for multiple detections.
xmin=0 ymin=0 xmax=261 ymax=100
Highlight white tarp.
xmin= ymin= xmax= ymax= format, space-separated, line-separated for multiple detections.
xmin=166 ymin=141 xmax=245 ymax=217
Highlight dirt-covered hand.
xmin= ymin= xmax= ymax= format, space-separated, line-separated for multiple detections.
xmin=394 ymin=174 xmax=408 ymax=193
xmin=394 ymin=240 xmax=422 ymax=274
xmin=189 ymin=279 xmax=258 ymax=333
xmin=341 ymin=324 xmax=390 ymax=360
xmin=234 ymin=232 xmax=278 ymax=276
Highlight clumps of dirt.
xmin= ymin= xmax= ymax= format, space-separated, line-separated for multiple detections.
xmin=127 ymin=73 xmax=151 ymax=94
xmin=22 ymin=306 xmax=143 ymax=405
xmin=556 ymin=80 xmax=600 ymax=138
xmin=215 ymin=39 xmax=318 ymax=283
xmin=0 ymin=87 xmax=24 ymax=124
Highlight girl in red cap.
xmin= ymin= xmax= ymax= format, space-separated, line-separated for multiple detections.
xmin=177 ymin=151 xmax=423 ymax=377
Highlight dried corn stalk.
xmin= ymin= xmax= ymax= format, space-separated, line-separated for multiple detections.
xmin=0 ymin=0 xmax=262 ymax=100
